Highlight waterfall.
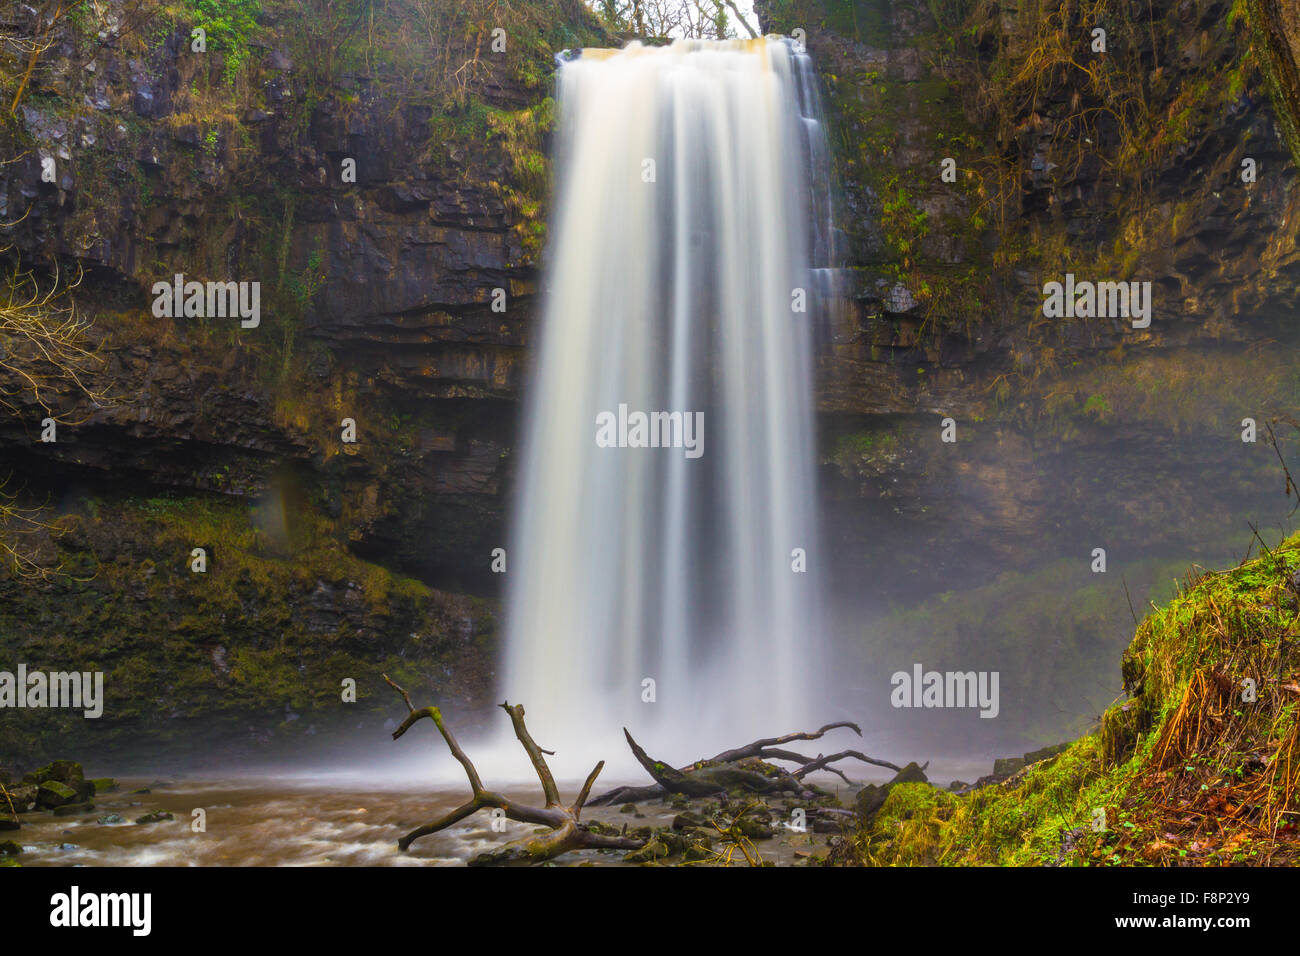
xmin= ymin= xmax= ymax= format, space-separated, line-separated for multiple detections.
xmin=500 ymin=37 xmax=835 ymax=773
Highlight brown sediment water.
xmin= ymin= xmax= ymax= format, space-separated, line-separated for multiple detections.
xmin=13 ymin=779 xmax=836 ymax=866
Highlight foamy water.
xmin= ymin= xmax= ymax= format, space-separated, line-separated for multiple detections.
xmin=12 ymin=776 xmax=847 ymax=866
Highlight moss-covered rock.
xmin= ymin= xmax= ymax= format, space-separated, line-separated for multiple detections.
xmin=4 ymin=785 xmax=38 ymax=814
xmin=855 ymin=760 xmax=929 ymax=823
xmin=22 ymin=760 xmax=85 ymax=788
xmin=135 ymin=810 xmax=174 ymax=824
xmin=35 ymin=780 xmax=78 ymax=809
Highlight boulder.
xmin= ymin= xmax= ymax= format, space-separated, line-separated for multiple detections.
xmin=731 ymin=814 xmax=774 ymax=840
xmin=1023 ymin=742 xmax=1070 ymax=765
xmin=22 ymin=761 xmax=86 ymax=790
xmin=856 ymin=762 xmax=931 ymax=823
xmin=134 ymin=810 xmax=174 ymax=824
xmin=992 ymin=757 xmax=1026 ymax=778
xmin=35 ymin=780 xmax=78 ymax=810
xmin=5 ymin=784 xmax=38 ymax=812
xmin=623 ymin=830 xmax=689 ymax=863
xmin=892 ymin=762 xmax=930 ymax=785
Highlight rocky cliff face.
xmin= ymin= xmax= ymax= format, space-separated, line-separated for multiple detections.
xmin=0 ymin=2 xmax=574 ymax=592
xmin=754 ymin=0 xmax=1300 ymax=744
xmin=2 ymin=0 xmax=1298 ymax=762
xmin=0 ymin=0 xmax=601 ymax=763
xmin=760 ymin=0 xmax=1299 ymax=579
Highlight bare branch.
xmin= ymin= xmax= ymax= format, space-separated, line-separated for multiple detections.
xmin=707 ymin=721 xmax=862 ymax=764
xmin=500 ymin=700 xmax=561 ymax=806
xmin=572 ymin=760 xmax=604 ymax=818
xmin=384 ymin=684 xmax=644 ymax=864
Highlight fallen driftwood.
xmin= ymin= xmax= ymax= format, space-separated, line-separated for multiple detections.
xmin=383 ymin=675 xmax=644 ymax=866
xmin=591 ymin=721 xmax=903 ymax=805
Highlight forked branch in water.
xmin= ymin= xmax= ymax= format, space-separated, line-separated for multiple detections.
xmin=382 ymin=674 xmax=644 ymax=865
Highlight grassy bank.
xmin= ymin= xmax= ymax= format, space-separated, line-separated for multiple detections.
xmin=844 ymin=530 xmax=1300 ymax=865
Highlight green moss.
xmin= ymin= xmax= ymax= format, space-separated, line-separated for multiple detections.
xmin=849 ymin=532 xmax=1300 ymax=866
xmin=0 ymin=493 xmax=493 ymax=762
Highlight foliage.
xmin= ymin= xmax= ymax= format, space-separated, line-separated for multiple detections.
xmin=847 ymin=531 xmax=1300 ymax=866
xmin=188 ymin=0 xmax=263 ymax=54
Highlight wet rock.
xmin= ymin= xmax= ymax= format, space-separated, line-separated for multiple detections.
xmin=1023 ymin=742 xmax=1070 ymax=765
xmin=22 ymin=763 xmax=92 ymax=801
xmin=892 ymin=762 xmax=930 ymax=785
xmin=855 ymin=785 xmax=889 ymax=821
xmin=35 ymin=780 xmax=78 ymax=810
xmin=0 ymin=840 xmax=21 ymax=856
xmin=992 ymin=757 xmax=1026 ymax=778
xmin=134 ymin=810 xmax=174 ymax=824
xmin=856 ymin=762 xmax=930 ymax=823
xmin=97 ymin=813 xmax=125 ymax=825
xmin=90 ymin=778 xmax=117 ymax=794
xmin=52 ymin=802 xmax=95 ymax=816
xmin=5 ymin=784 xmax=38 ymax=812
xmin=730 ymin=814 xmax=774 ymax=840
xmin=623 ymin=830 xmax=689 ymax=863
xmin=23 ymin=760 xmax=85 ymax=789
xmin=682 ymin=839 xmax=714 ymax=862
xmin=671 ymin=811 xmax=707 ymax=830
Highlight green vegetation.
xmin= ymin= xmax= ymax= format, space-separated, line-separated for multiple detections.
xmin=847 ymin=532 xmax=1300 ymax=865
xmin=1001 ymin=347 xmax=1300 ymax=440
xmin=187 ymin=0 xmax=262 ymax=77
xmin=0 ymin=493 xmax=495 ymax=761
xmin=764 ymin=0 xmax=1283 ymax=406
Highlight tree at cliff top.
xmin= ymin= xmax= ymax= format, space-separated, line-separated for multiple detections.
xmin=589 ymin=0 xmax=760 ymax=38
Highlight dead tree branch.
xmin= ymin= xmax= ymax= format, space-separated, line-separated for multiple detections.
xmin=383 ymin=674 xmax=644 ymax=865
xmin=611 ymin=722 xmax=902 ymax=802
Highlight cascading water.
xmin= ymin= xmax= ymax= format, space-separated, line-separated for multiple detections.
xmin=500 ymin=37 xmax=838 ymax=774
